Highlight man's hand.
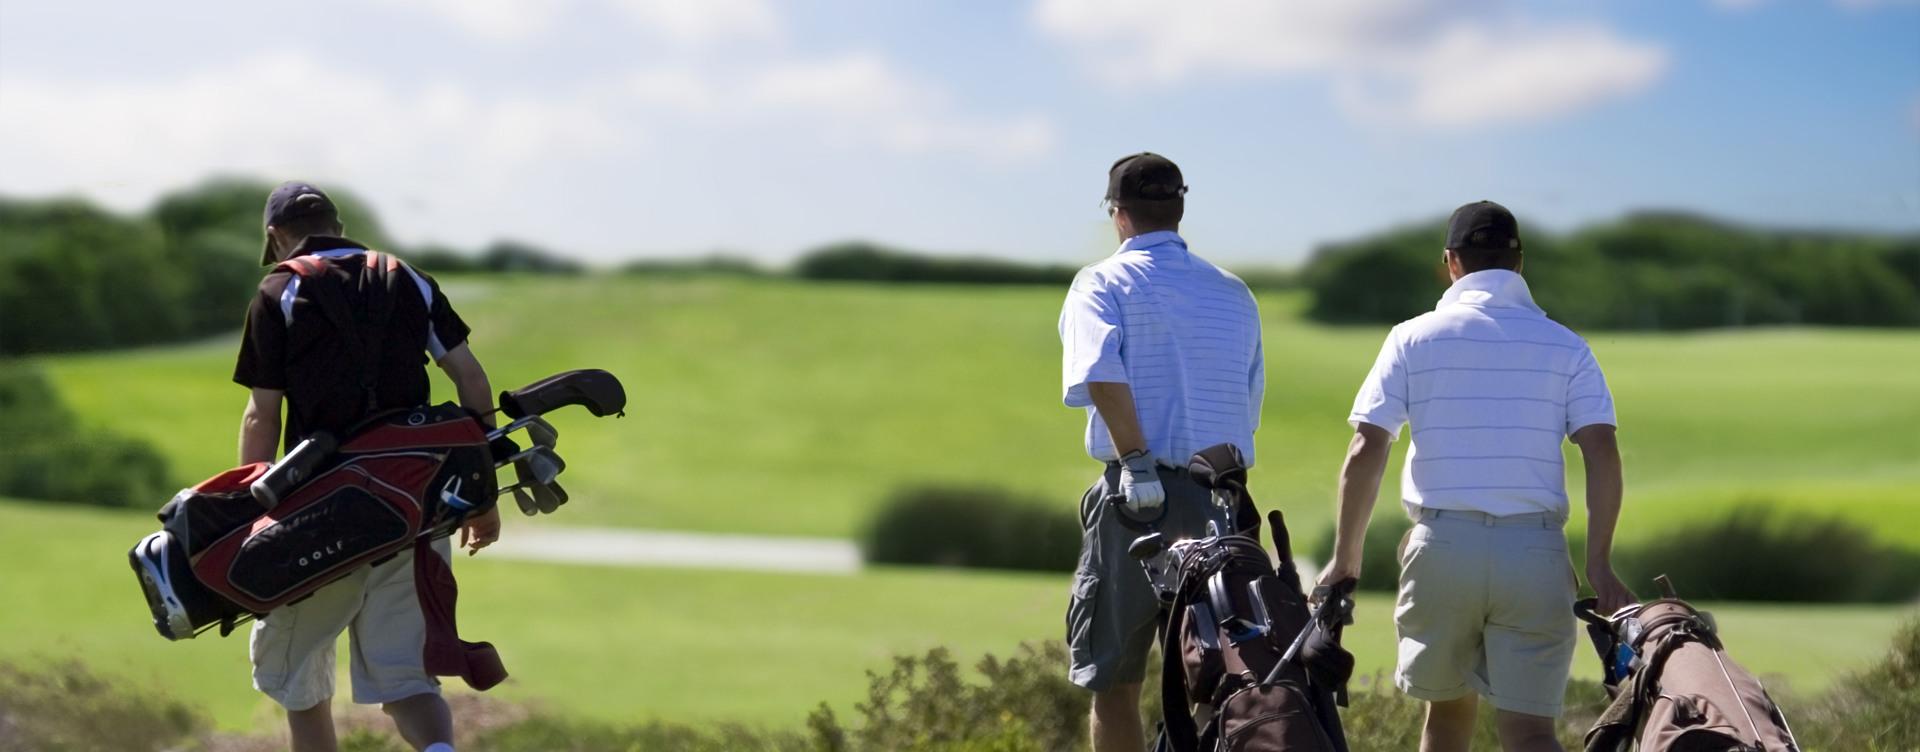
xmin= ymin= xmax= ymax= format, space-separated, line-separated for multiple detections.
xmin=1586 ymin=561 xmax=1638 ymax=615
xmin=459 ymin=505 xmax=501 ymax=556
xmin=1312 ymin=557 xmax=1361 ymax=605
xmin=1118 ymin=449 xmax=1164 ymax=512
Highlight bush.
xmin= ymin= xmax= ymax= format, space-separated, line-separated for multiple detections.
xmin=1616 ymin=503 xmax=1920 ymax=603
xmin=1337 ymin=673 xmax=1613 ymax=751
xmin=621 ymin=255 xmax=766 ymax=277
xmin=863 ymin=486 xmax=1080 ymax=572
xmin=473 ymin=715 xmax=804 ymax=752
xmin=1308 ymin=514 xmax=1414 ymax=593
xmin=0 ymin=659 xmax=207 ymax=752
xmin=795 ymin=242 xmax=1076 ymax=285
xmin=479 ymin=240 xmax=586 ymax=275
xmin=808 ymin=642 xmax=1088 ymax=752
xmin=1793 ymin=615 xmax=1920 ymax=751
xmin=0 ymin=362 xmax=170 ymax=507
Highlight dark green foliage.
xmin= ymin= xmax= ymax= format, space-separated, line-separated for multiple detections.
xmin=795 ymin=242 xmax=1077 ymax=285
xmin=864 ymin=486 xmax=1080 ymax=572
xmin=473 ymin=715 xmax=806 ymax=752
xmin=0 ymin=659 xmax=207 ymax=752
xmin=480 ymin=240 xmax=586 ymax=274
xmin=621 ymin=254 xmax=766 ymax=277
xmin=808 ymin=642 xmax=1088 ymax=752
xmin=1308 ymin=514 xmax=1413 ymax=593
xmin=1301 ymin=212 xmax=1920 ymax=329
xmin=1338 ymin=674 xmax=1613 ymax=751
xmin=0 ymin=362 xmax=169 ymax=507
xmin=1794 ymin=615 xmax=1920 ymax=751
xmin=1617 ymin=503 xmax=1920 ymax=603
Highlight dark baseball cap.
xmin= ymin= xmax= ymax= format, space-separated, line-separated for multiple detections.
xmin=1445 ymin=200 xmax=1522 ymax=253
xmin=1105 ymin=152 xmax=1187 ymax=206
xmin=261 ymin=181 xmax=338 ymax=265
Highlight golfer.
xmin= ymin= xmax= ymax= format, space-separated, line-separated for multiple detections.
xmin=1060 ymin=153 xmax=1265 ymax=752
xmin=233 ymin=181 xmax=499 ymax=752
xmin=1315 ymin=201 xmax=1636 ymax=752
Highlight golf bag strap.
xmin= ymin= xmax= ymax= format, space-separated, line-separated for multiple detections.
xmin=275 ymin=252 xmax=401 ymax=413
xmin=413 ymin=536 xmax=508 ymax=691
xmin=1159 ymin=590 xmax=1203 ymax=752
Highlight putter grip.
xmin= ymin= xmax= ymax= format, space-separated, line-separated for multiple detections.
xmin=249 ymin=432 xmax=337 ymax=509
xmin=499 ymin=369 xmax=627 ymax=419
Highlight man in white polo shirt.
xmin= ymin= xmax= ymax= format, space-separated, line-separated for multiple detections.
xmin=1060 ymin=152 xmax=1264 ymax=752
xmin=1315 ymin=201 xmax=1636 ymax=752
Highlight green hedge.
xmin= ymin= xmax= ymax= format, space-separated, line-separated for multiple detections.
xmin=0 ymin=362 xmax=169 ymax=507
xmin=863 ymin=486 xmax=1080 ymax=573
xmin=795 ymin=242 xmax=1077 ymax=285
xmin=1303 ymin=212 xmax=1920 ymax=329
xmin=1617 ymin=504 xmax=1920 ymax=603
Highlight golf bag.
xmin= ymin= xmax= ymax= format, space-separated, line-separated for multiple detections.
xmin=1582 ymin=579 xmax=1800 ymax=752
xmin=130 ymin=368 xmax=626 ymax=642
xmin=1120 ymin=444 xmax=1352 ymax=752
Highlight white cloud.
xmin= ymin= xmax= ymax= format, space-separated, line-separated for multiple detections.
xmin=1033 ymin=0 xmax=1667 ymax=129
xmin=370 ymin=0 xmax=780 ymax=46
xmin=0 ymin=54 xmax=624 ymax=205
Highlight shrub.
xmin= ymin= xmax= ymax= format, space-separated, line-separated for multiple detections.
xmin=480 ymin=240 xmax=586 ymax=274
xmin=473 ymin=715 xmax=804 ymax=752
xmin=621 ymin=255 xmax=766 ymax=277
xmin=1792 ymin=615 xmax=1920 ymax=751
xmin=794 ymin=242 xmax=1076 ymax=285
xmin=808 ymin=642 xmax=1088 ymax=752
xmin=0 ymin=659 xmax=207 ymax=752
xmin=1308 ymin=514 xmax=1413 ymax=593
xmin=863 ymin=486 xmax=1079 ymax=572
xmin=1616 ymin=503 xmax=1920 ymax=603
xmin=0 ymin=362 xmax=170 ymax=507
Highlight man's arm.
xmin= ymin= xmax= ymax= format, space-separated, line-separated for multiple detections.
xmin=1086 ymin=381 xmax=1165 ymax=510
xmin=436 ymin=342 xmax=502 ymax=553
xmin=1316 ymin=422 xmax=1394 ymax=591
xmin=239 ymin=388 xmax=284 ymax=465
xmin=1572 ymin=423 xmax=1636 ymax=613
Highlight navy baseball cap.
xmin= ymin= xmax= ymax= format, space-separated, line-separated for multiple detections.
xmin=1105 ymin=152 xmax=1187 ymax=206
xmin=261 ymin=181 xmax=338 ymax=265
xmin=1446 ymin=201 xmax=1522 ymax=253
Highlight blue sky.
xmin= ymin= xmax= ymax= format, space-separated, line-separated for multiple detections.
xmin=1 ymin=0 xmax=1914 ymax=266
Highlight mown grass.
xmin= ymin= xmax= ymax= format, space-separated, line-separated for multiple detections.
xmin=5 ymin=497 xmax=1911 ymax=734
xmin=37 ymin=275 xmax=1920 ymax=549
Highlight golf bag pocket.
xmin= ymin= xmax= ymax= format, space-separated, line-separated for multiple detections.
xmin=193 ymin=464 xmax=423 ymax=614
xmin=130 ymin=529 xmax=252 ymax=640
xmin=1215 ymin=681 xmax=1335 ymax=752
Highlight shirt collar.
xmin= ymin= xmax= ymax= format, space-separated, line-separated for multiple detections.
xmin=1117 ymin=230 xmax=1186 ymax=255
xmin=1435 ymin=269 xmax=1543 ymax=314
xmin=288 ymin=235 xmax=368 ymax=259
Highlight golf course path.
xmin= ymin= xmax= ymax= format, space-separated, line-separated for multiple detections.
xmin=485 ymin=525 xmax=1321 ymax=589
xmin=485 ymin=526 xmax=863 ymax=574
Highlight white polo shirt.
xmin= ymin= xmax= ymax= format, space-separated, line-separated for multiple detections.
xmin=1349 ymin=269 xmax=1615 ymax=518
xmin=1060 ymin=231 xmax=1265 ymax=467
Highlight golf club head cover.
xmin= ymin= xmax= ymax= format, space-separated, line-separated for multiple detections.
xmin=1186 ymin=443 xmax=1248 ymax=490
xmin=499 ymin=369 xmax=627 ymax=420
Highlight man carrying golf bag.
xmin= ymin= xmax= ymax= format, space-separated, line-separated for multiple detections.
xmin=1059 ymin=153 xmax=1265 ymax=752
xmin=233 ymin=181 xmax=497 ymax=752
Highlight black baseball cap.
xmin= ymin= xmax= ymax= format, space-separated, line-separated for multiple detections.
xmin=1445 ymin=200 xmax=1522 ymax=253
xmin=261 ymin=181 xmax=338 ymax=265
xmin=1105 ymin=152 xmax=1187 ymax=206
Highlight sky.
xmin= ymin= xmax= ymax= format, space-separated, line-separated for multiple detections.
xmin=1 ymin=0 xmax=1915 ymax=267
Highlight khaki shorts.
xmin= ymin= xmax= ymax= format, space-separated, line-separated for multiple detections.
xmin=250 ymin=538 xmax=449 ymax=710
xmin=1394 ymin=508 xmax=1577 ymax=718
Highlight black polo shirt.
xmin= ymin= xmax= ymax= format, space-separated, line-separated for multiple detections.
xmin=233 ymin=236 xmax=471 ymax=454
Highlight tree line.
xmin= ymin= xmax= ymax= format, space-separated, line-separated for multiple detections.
xmin=1302 ymin=212 xmax=1920 ymax=329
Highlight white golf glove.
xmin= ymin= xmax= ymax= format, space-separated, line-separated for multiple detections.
xmin=1119 ymin=449 xmax=1165 ymax=512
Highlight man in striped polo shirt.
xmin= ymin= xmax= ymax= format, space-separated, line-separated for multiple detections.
xmin=1316 ymin=201 xmax=1636 ymax=752
xmin=1060 ymin=153 xmax=1265 ymax=752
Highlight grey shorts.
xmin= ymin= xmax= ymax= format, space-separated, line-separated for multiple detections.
xmin=1065 ymin=463 xmax=1215 ymax=693
xmin=1394 ymin=508 xmax=1578 ymax=717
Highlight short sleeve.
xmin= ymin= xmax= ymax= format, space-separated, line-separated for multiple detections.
xmin=232 ymin=276 xmax=290 ymax=390
xmin=401 ymin=263 xmax=471 ymax=360
xmin=1059 ymin=270 xmax=1127 ymax=407
xmin=1348 ymin=329 xmax=1410 ymax=438
xmin=1564 ymin=346 xmax=1616 ymax=434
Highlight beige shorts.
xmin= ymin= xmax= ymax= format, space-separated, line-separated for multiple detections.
xmin=1393 ymin=508 xmax=1577 ymax=718
xmin=249 ymin=538 xmax=449 ymax=710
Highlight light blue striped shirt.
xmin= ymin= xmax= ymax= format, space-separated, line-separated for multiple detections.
xmin=1060 ymin=231 xmax=1265 ymax=467
xmin=1350 ymin=269 xmax=1615 ymax=518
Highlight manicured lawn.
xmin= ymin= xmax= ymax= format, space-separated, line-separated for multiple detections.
xmin=41 ymin=276 xmax=1920 ymax=549
xmin=4 ymin=498 xmax=1910 ymax=733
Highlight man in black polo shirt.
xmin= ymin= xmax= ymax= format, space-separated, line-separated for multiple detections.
xmin=234 ymin=181 xmax=498 ymax=752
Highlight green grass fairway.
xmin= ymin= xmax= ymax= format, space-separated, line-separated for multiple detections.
xmin=40 ymin=276 xmax=1920 ymax=549
xmin=5 ymin=498 xmax=1910 ymax=733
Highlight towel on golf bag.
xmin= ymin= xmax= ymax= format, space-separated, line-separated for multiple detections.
xmin=1156 ymin=445 xmax=1350 ymax=752
xmin=1584 ymin=599 xmax=1798 ymax=752
xmin=131 ymin=403 xmax=504 ymax=687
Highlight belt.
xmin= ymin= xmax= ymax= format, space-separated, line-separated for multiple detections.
xmin=1415 ymin=507 xmax=1564 ymax=528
